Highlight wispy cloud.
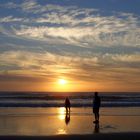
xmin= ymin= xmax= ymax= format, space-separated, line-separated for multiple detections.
xmin=0 ymin=0 xmax=140 ymax=91
xmin=1 ymin=1 xmax=138 ymax=48
xmin=0 ymin=16 xmax=28 ymax=23
xmin=0 ymin=50 xmax=139 ymax=82
xmin=13 ymin=22 xmax=140 ymax=48
xmin=111 ymin=53 xmax=140 ymax=62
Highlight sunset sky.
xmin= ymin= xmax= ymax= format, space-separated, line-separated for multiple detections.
xmin=0 ymin=0 xmax=140 ymax=92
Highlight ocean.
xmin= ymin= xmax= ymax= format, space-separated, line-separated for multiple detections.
xmin=0 ymin=92 xmax=140 ymax=135
xmin=0 ymin=92 xmax=140 ymax=107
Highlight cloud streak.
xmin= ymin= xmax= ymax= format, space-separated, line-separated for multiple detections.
xmin=0 ymin=0 xmax=140 ymax=91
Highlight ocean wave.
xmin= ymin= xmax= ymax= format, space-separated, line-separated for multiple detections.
xmin=0 ymin=92 xmax=140 ymax=107
xmin=0 ymin=101 xmax=140 ymax=107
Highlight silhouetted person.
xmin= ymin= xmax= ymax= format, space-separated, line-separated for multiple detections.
xmin=94 ymin=122 xmax=100 ymax=133
xmin=65 ymin=111 xmax=70 ymax=125
xmin=65 ymin=97 xmax=70 ymax=112
xmin=93 ymin=92 xmax=101 ymax=123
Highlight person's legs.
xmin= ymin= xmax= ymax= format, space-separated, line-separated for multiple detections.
xmin=94 ymin=112 xmax=96 ymax=121
xmin=93 ymin=108 xmax=97 ymax=121
xmin=93 ymin=108 xmax=99 ymax=123
xmin=66 ymin=106 xmax=68 ymax=112
xmin=97 ymin=112 xmax=99 ymax=121
xmin=93 ymin=113 xmax=96 ymax=122
xmin=97 ymin=108 xmax=100 ymax=121
xmin=95 ymin=112 xmax=98 ymax=121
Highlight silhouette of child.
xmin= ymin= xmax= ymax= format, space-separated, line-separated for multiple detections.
xmin=65 ymin=97 xmax=70 ymax=112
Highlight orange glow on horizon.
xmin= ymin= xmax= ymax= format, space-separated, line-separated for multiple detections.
xmin=1 ymin=76 xmax=139 ymax=92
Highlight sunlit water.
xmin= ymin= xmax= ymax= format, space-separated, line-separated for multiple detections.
xmin=0 ymin=107 xmax=140 ymax=135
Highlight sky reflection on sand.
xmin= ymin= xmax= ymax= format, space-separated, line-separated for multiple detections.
xmin=0 ymin=107 xmax=139 ymax=135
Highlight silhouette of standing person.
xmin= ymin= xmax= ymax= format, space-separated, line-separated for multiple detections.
xmin=93 ymin=92 xmax=101 ymax=123
xmin=65 ymin=97 xmax=70 ymax=112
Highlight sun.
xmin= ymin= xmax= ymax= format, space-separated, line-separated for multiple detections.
xmin=55 ymin=78 xmax=70 ymax=91
xmin=58 ymin=79 xmax=67 ymax=85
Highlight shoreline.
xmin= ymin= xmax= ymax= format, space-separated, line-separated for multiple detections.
xmin=0 ymin=133 xmax=140 ymax=140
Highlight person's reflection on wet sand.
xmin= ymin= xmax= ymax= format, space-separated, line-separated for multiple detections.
xmin=94 ymin=122 xmax=100 ymax=133
xmin=65 ymin=111 xmax=70 ymax=125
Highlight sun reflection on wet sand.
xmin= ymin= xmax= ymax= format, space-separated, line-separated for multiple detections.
xmin=56 ymin=107 xmax=67 ymax=134
xmin=57 ymin=128 xmax=66 ymax=134
xmin=58 ymin=107 xmax=65 ymax=120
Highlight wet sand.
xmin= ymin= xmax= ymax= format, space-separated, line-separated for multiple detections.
xmin=0 ymin=107 xmax=140 ymax=135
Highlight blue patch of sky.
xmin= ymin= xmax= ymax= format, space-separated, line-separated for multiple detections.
xmin=38 ymin=0 xmax=140 ymax=15
xmin=0 ymin=0 xmax=140 ymax=17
